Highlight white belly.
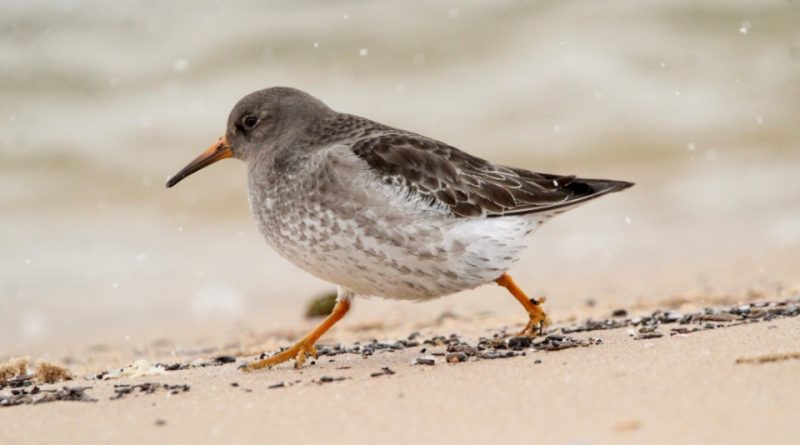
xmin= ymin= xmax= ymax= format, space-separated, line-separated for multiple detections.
xmin=263 ymin=207 xmax=539 ymax=300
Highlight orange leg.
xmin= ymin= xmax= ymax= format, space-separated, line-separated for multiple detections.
xmin=242 ymin=298 xmax=351 ymax=371
xmin=496 ymin=273 xmax=552 ymax=337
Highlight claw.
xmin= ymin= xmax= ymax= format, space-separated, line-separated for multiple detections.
xmin=517 ymin=309 xmax=552 ymax=337
xmin=242 ymin=341 xmax=319 ymax=371
xmin=240 ymin=298 xmax=351 ymax=372
xmin=516 ymin=301 xmax=552 ymax=337
xmin=497 ymin=273 xmax=552 ymax=338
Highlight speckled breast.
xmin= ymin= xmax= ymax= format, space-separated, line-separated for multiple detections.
xmin=246 ymin=150 xmax=537 ymax=300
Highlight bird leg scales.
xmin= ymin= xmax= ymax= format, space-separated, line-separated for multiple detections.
xmin=496 ymin=273 xmax=552 ymax=337
xmin=241 ymin=298 xmax=351 ymax=371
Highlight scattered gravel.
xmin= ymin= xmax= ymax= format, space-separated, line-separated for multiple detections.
xmin=110 ymin=382 xmax=190 ymax=400
xmin=560 ymin=298 xmax=799 ymax=339
xmin=1 ymin=386 xmax=96 ymax=407
xmin=534 ymin=335 xmax=602 ymax=351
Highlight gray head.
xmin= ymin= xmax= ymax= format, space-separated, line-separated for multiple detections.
xmin=166 ymin=87 xmax=332 ymax=188
xmin=227 ymin=87 xmax=333 ymax=162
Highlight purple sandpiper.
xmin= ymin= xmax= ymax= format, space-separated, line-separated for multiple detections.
xmin=166 ymin=87 xmax=633 ymax=370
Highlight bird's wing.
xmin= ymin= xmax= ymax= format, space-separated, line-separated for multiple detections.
xmin=349 ymin=132 xmax=633 ymax=218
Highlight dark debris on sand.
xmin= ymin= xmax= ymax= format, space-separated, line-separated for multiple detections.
xmin=370 ymin=367 xmax=397 ymax=377
xmin=562 ymin=299 xmax=799 ymax=340
xmin=248 ymin=298 xmax=798 ymax=370
xmin=316 ymin=376 xmax=348 ymax=384
xmin=110 ymin=382 xmax=190 ymax=401
xmin=0 ymin=375 xmax=35 ymax=391
xmin=1 ymin=386 xmax=96 ymax=407
xmin=312 ymin=329 xmax=602 ymax=368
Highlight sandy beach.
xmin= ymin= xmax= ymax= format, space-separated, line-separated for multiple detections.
xmin=2 ymin=289 xmax=799 ymax=445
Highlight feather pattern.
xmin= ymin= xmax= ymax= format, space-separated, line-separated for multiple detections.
xmin=339 ymin=123 xmax=632 ymax=218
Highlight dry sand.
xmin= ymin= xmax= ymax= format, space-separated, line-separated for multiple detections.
xmin=2 ymin=290 xmax=798 ymax=445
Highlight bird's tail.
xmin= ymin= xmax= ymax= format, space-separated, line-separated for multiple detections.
xmin=497 ymin=175 xmax=634 ymax=217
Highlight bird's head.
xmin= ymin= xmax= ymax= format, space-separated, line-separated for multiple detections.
xmin=166 ymin=87 xmax=331 ymax=188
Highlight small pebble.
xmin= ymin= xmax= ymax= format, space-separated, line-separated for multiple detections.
xmin=635 ymin=332 xmax=664 ymax=340
xmin=507 ymin=336 xmax=532 ymax=349
xmin=445 ymin=352 xmax=468 ymax=363
xmin=415 ymin=356 xmax=436 ymax=366
xmin=370 ymin=367 xmax=396 ymax=377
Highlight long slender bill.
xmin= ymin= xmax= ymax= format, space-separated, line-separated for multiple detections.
xmin=166 ymin=137 xmax=232 ymax=188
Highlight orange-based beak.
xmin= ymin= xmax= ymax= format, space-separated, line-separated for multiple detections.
xmin=166 ymin=136 xmax=233 ymax=188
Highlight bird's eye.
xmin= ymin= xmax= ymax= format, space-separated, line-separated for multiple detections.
xmin=242 ymin=115 xmax=259 ymax=130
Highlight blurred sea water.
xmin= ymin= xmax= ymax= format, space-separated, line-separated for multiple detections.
xmin=1 ymin=0 xmax=799 ymax=353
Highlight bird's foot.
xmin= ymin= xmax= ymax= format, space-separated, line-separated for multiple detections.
xmin=241 ymin=340 xmax=318 ymax=371
xmin=516 ymin=296 xmax=552 ymax=337
xmin=240 ymin=297 xmax=352 ymax=372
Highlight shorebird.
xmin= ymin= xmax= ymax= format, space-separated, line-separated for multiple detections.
xmin=166 ymin=87 xmax=633 ymax=370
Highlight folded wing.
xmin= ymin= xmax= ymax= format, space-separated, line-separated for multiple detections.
xmin=350 ymin=133 xmax=633 ymax=218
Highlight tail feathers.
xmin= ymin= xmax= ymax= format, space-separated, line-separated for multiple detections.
xmin=565 ymin=177 xmax=635 ymax=196
xmin=495 ymin=176 xmax=634 ymax=217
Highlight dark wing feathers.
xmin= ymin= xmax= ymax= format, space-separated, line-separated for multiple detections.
xmin=350 ymin=132 xmax=633 ymax=218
